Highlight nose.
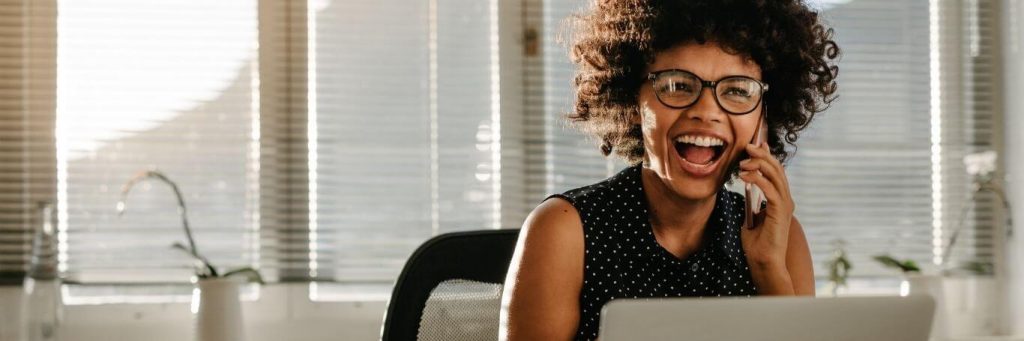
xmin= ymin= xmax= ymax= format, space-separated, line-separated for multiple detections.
xmin=684 ymin=86 xmax=726 ymax=123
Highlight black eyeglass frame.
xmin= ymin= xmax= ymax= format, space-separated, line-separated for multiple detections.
xmin=646 ymin=69 xmax=770 ymax=115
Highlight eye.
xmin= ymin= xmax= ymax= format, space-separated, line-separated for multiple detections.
xmin=722 ymin=86 xmax=752 ymax=98
xmin=669 ymin=81 xmax=695 ymax=92
xmin=659 ymin=80 xmax=697 ymax=96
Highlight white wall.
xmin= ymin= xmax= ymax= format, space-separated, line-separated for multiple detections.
xmin=1002 ymin=0 xmax=1024 ymax=335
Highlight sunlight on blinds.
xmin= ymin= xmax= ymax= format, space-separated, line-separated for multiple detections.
xmin=55 ymin=0 xmax=260 ymax=286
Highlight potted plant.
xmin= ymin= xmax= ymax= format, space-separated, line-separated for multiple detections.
xmin=118 ymin=170 xmax=262 ymax=341
xmin=823 ymin=239 xmax=852 ymax=297
xmin=936 ymin=150 xmax=1010 ymax=336
xmin=873 ymin=254 xmax=947 ymax=337
xmin=942 ymin=150 xmax=1011 ymax=275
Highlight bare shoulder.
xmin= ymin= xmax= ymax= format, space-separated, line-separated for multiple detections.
xmin=501 ymin=197 xmax=585 ymax=341
xmin=520 ymin=197 xmax=585 ymax=248
xmin=509 ymin=196 xmax=586 ymax=284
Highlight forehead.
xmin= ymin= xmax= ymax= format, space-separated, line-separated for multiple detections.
xmin=648 ymin=42 xmax=762 ymax=80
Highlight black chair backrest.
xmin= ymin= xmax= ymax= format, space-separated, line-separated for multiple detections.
xmin=380 ymin=229 xmax=521 ymax=341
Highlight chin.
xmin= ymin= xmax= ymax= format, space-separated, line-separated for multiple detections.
xmin=648 ymin=161 xmax=722 ymax=203
xmin=668 ymin=179 xmax=719 ymax=201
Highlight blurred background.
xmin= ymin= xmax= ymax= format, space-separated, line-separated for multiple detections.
xmin=1 ymin=0 xmax=1023 ymax=340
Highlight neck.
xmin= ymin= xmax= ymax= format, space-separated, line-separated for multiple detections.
xmin=639 ymin=166 xmax=717 ymax=236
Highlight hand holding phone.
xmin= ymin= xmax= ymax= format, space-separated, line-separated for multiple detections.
xmin=744 ymin=112 xmax=768 ymax=230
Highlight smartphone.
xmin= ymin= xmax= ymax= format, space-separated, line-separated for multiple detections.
xmin=744 ymin=112 xmax=768 ymax=230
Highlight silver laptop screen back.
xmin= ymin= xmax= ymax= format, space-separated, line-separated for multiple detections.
xmin=599 ymin=296 xmax=934 ymax=341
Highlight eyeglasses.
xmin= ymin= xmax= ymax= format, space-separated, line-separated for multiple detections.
xmin=647 ymin=69 xmax=769 ymax=115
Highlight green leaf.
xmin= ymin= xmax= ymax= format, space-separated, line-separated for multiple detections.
xmin=900 ymin=260 xmax=921 ymax=273
xmin=962 ymin=261 xmax=994 ymax=275
xmin=873 ymin=255 xmax=901 ymax=269
xmin=873 ymin=254 xmax=920 ymax=274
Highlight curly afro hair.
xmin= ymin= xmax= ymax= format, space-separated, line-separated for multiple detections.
xmin=567 ymin=0 xmax=839 ymax=169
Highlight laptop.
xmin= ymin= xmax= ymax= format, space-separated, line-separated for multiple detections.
xmin=599 ymin=295 xmax=935 ymax=341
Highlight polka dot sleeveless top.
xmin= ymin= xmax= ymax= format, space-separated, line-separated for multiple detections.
xmin=545 ymin=164 xmax=759 ymax=341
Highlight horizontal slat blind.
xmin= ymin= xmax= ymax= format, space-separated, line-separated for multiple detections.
xmin=257 ymin=0 xmax=310 ymax=282
xmin=0 ymin=0 xmax=998 ymax=297
xmin=0 ymin=0 xmax=57 ymax=284
xmin=309 ymin=0 xmax=504 ymax=283
xmin=792 ymin=0 xmax=999 ymax=276
xmin=522 ymin=0 xmax=548 ymax=208
xmin=55 ymin=0 xmax=260 ymax=284
xmin=791 ymin=0 xmax=935 ymax=278
xmin=937 ymin=0 xmax=1001 ymax=273
xmin=533 ymin=0 xmax=626 ymax=200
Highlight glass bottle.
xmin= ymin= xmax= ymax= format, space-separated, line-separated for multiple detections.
xmin=24 ymin=202 xmax=61 ymax=341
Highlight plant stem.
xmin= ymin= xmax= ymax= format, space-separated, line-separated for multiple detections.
xmin=942 ymin=179 xmax=1014 ymax=269
xmin=119 ymin=170 xmax=218 ymax=277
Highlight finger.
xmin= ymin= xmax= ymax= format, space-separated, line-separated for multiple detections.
xmin=744 ymin=142 xmax=780 ymax=164
xmin=743 ymin=144 xmax=791 ymax=199
xmin=747 ymin=209 xmax=789 ymax=244
xmin=739 ymin=157 xmax=791 ymax=201
xmin=744 ymin=143 xmax=786 ymax=179
xmin=739 ymin=158 xmax=791 ymax=201
xmin=739 ymin=169 xmax=783 ymax=210
xmin=740 ymin=171 xmax=791 ymax=238
xmin=755 ymin=209 xmax=767 ymax=228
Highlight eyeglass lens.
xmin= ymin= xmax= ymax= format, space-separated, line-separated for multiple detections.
xmin=652 ymin=70 xmax=764 ymax=114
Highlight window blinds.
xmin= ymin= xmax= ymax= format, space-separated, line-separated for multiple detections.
xmin=789 ymin=0 xmax=936 ymax=277
xmin=255 ymin=0 xmax=311 ymax=282
xmin=524 ymin=0 xmax=626 ymax=206
xmin=792 ymin=0 xmax=1001 ymax=276
xmin=308 ymin=0 xmax=507 ymax=284
xmin=0 ymin=0 xmax=57 ymax=285
xmin=54 ymin=0 xmax=260 ymax=284
xmin=934 ymin=0 xmax=1002 ymax=274
xmin=10 ymin=0 xmax=525 ymax=294
xmin=0 ymin=0 xmax=1002 ymax=296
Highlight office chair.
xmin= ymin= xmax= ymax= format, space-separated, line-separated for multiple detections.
xmin=380 ymin=229 xmax=520 ymax=341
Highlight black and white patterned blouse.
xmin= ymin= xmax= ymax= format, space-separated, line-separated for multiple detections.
xmin=546 ymin=164 xmax=759 ymax=341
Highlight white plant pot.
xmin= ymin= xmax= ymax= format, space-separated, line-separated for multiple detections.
xmin=902 ymin=274 xmax=948 ymax=339
xmin=943 ymin=276 xmax=1000 ymax=336
xmin=192 ymin=278 xmax=246 ymax=341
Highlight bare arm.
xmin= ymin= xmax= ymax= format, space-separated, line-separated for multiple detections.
xmin=748 ymin=216 xmax=815 ymax=296
xmin=785 ymin=216 xmax=816 ymax=296
xmin=500 ymin=198 xmax=584 ymax=341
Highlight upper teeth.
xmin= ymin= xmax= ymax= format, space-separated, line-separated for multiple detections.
xmin=675 ymin=135 xmax=724 ymax=147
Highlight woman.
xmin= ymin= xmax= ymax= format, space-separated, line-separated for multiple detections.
xmin=501 ymin=1 xmax=839 ymax=340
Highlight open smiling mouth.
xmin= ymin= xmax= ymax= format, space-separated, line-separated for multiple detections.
xmin=673 ymin=135 xmax=727 ymax=175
